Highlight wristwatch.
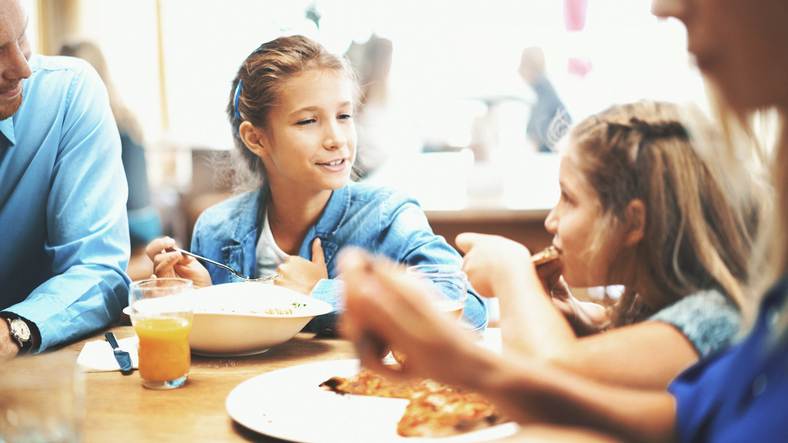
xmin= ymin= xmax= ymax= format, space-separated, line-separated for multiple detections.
xmin=1 ymin=314 xmax=33 ymax=353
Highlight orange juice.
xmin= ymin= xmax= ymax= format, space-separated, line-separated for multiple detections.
xmin=134 ymin=316 xmax=192 ymax=382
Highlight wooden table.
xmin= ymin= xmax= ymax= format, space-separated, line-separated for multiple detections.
xmin=46 ymin=326 xmax=613 ymax=443
xmin=63 ymin=326 xmax=356 ymax=442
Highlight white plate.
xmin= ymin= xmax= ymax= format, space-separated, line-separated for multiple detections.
xmin=226 ymin=359 xmax=518 ymax=443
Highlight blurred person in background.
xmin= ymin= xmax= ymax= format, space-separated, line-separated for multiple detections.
xmin=0 ymin=0 xmax=129 ymax=359
xmin=519 ymin=46 xmax=572 ymax=152
xmin=58 ymin=40 xmax=162 ymax=282
xmin=345 ymin=35 xmax=394 ymax=178
xmin=340 ymin=0 xmax=788 ymax=441
xmin=145 ymin=35 xmax=487 ymax=335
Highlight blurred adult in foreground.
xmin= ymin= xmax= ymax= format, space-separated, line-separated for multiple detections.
xmin=0 ymin=0 xmax=130 ymax=360
xmin=340 ymin=0 xmax=788 ymax=441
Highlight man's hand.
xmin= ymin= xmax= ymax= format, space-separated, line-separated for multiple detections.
xmin=275 ymin=238 xmax=328 ymax=295
xmin=0 ymin=319 xmax=20 ymax=361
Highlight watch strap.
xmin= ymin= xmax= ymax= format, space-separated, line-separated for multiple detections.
xmin=0 ymin=313 xmax=35 ymax=353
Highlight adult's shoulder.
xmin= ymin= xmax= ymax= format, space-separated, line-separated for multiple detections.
xmin=28 ymin=55 xmax=100 ymax=87
xmin=24 ymin=55 xmax=107 ymax=115
xmin=30 ymin=54 xmax=92 ymax=73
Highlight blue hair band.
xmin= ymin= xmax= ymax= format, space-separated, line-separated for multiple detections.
xmin=233 ymin=79 xmax=243 ymax=120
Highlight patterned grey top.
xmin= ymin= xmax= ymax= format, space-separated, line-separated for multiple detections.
xmin=650 ymin=289 xmax=741 ymax=358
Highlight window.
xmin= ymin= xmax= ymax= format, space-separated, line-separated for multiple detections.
xmin=58 ymin=0 xmax=706 ymax=210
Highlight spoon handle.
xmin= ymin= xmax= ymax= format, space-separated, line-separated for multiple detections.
xmin=171 ymin=247 xmax=249 ymax=280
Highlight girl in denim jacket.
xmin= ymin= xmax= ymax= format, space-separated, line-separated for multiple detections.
xmin=146 ymin=35 xmax=486 ymax=335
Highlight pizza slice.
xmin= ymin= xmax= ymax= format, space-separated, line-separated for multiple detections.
xmin=320 ymin=369 xmax=506 ymax=437
xmin=399 ymin=386 xmax=506 ymax=437
xmin=319 ymin=369 xmax=420 ymax=399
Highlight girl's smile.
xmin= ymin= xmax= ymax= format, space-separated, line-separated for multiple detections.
xmin=315 ymin=157 xmax=349 ymax=173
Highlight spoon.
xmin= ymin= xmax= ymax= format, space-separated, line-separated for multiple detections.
xmin=169 ymin=247 xmax=278 ymax=282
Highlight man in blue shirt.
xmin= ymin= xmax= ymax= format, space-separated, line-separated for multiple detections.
xmin=0 ymin=0 xmax=130 ymax=359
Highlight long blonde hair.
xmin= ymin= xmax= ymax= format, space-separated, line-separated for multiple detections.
xmin=570 ymin=101 xmax=758 ymax=325
xmin=769 ymin=120 xmax=788 ymax=340
xmin=747 ymin=112 xmax=788 ymax=338
xmin=703 ymin=77 xmax=785 ymax=336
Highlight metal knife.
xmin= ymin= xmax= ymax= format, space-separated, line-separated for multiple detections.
xmin=104 ymin=332 xmax=133 ymax=375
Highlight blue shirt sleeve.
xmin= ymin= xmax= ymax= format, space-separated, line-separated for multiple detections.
xmin=307 ymin=279 xmax=344 ymax=335
xmin=377 ymin=200 xmax=488 ymax=331
xmin=304 ymin=193 xmax=487 ymax=335
xmin=6 ymin=61 xmax=130 ymax=351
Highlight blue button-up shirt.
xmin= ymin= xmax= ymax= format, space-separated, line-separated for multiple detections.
xmin=0 ymin=55 xmax=130 ymax=352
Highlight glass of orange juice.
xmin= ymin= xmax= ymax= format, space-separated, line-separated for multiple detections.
xmin=129 ymin=278 xmax=193 ymax=390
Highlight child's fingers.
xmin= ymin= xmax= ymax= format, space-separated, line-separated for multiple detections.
xmin=145 ymin=236 xmax=176 ymax=260
xmin=153 ymin=251 xmax=183 ymax=275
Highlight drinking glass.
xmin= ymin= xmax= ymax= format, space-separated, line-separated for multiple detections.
xmin=390 ymin=264 xmax=468 ymax=364
xmin=406 ymin=263 xmax=468 ymax=320
xmin=129 ymin=277 xmax=194 ymax=390
xmin=0 ymin=352 xmax=84 ymax=443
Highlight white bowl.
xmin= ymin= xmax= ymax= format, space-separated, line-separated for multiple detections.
xmin=125 ymin=282 xmax=334 ymax=357
xmin=189 ymin=283 xmax=333 ymax=357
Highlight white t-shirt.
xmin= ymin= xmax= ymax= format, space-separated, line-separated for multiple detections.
xmin=255 ymin=211 xmax=290 ymax=277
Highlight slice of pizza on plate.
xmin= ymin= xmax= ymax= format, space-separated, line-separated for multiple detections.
xmin=320 ymin=369 xmax=507 ymax=438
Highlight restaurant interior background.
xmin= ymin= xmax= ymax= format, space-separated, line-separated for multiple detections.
xmin=24 ymin=0 xmax=705 ymax=266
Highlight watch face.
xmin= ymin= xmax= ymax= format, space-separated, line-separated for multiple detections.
xmin=10 ymin=319 xmax=31 ymax=342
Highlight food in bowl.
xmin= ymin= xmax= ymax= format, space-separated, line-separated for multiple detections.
xmin=193 ymin=298 xmax=310 ymax=317
xmin=132 ymin=282 xmax=334 ymax=357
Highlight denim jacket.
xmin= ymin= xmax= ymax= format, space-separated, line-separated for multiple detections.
xmin=191 ymin=182 xmax=487 ymax=335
